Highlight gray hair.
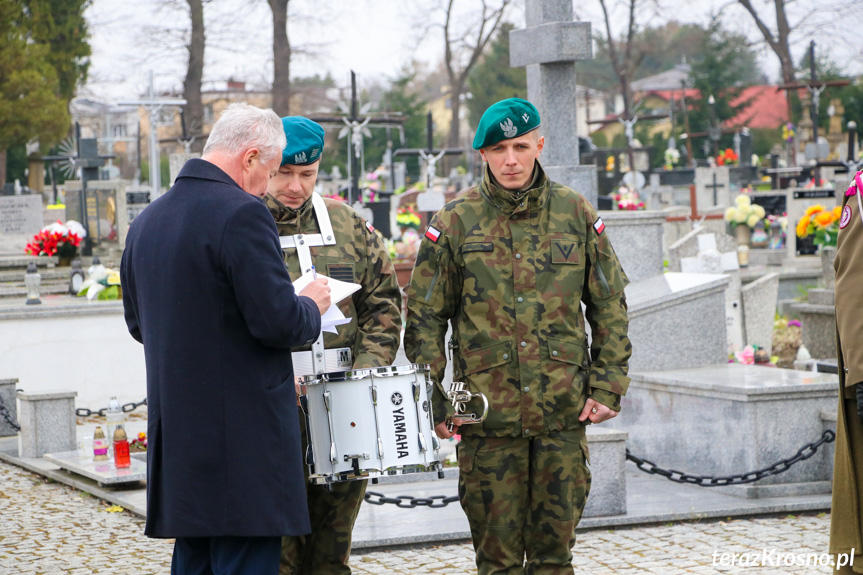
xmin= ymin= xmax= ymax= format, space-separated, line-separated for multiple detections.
xmin=202 ymin=103 xmax=286 ymax=163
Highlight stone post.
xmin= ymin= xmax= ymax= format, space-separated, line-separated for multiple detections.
xmin=17 ymin=391 xmax=77 ymax=458
xmin=0 ymin=379 xmax=18 ymax=437
xmin=510 ymin=0 xmax=598 ymax=206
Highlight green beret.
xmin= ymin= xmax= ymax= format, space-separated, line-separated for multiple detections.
xmin=472 ymin=98 xmax=540 ymax=150
xmin=280 ymin=116 xmax=325 ymax=166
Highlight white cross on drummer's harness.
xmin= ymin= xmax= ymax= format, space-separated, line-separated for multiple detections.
xmin=280 ymin=193 xmax=337 ymax=375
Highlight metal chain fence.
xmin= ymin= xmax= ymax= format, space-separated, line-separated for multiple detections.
xmin=0 ymin=396 xmax=20 ymax=432
xmin=626 ymin=430 xmax=835 ymax=486
xmin=363 ymin=430 xmax=836 ymax=508
xmin=75 ymin=398 xmax=148 ymax=418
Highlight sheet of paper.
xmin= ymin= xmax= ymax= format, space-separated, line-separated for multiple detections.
xmin=292 ymin=271 xmax=358 ymax=334
xmin=322 ymin=305 xmax=351 ymax=334
xmin=292 ymin=272 xmax=360 ymax=306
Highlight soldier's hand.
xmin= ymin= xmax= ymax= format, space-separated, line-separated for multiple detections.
xmin=299 ymin=277 xmax=331 ymax=315
xmin=579 ymin=398 xmax=617 ymax=425
xmin=435 ymin=420 xmax=459 ymax=439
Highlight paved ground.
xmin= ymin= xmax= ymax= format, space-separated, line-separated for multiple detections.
xmin=0 ymin=458 xmax=843 ymax=574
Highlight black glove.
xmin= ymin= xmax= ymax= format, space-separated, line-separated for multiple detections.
xmin=856 ymin=384 xmax=863 ymax=425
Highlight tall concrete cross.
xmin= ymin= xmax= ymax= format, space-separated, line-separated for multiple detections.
xmin=509 ymin=0 xmax=597 ymax=206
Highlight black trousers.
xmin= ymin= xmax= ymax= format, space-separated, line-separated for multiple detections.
xmin=171 ymin=536 xmax=281 ymax=575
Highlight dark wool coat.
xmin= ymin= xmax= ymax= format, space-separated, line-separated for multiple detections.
xmin=121 ymin=158 xmax=320 ymax=538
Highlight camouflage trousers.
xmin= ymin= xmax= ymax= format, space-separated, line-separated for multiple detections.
xmin=457 ymin=428 xmax=591 ymax=575
xmin=280 ymin=408 xmax=367 ymax=575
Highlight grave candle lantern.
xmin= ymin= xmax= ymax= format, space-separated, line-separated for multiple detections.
xmin=24 ymin=262 xmax=41 ymax=305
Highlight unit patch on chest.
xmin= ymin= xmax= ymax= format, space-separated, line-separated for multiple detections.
xmin=551 ymin=240 xmax=579 ymax=264
xmin=327 ymin=264 xmax=355 ymax=283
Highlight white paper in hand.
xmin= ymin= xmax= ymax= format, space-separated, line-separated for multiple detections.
xmin=293 ymin=271 xmax=360 ymax=334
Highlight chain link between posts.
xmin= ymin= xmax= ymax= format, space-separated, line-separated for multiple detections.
xmin=363 ymin=431 xmax=836 ymax=508
xmin=626 ymin=430 xmax=835 ymax=486
xmin=75 ymin=398 xmax=148 ymax=418
xmin=0 ymin=396 xmax=20 ymax=432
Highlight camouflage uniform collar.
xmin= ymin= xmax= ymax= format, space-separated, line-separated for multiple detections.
xmin=265 ymin=194 xmax=315 ymax=227
xmin=480 ymin=163 xmax=550 ymax=214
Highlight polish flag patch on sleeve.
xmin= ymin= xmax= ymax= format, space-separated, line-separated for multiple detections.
xmin=425 ymin=225 xmax=442 ymax=243
xmin=366 ymin=221 xmax=375 ymax=233
xmin=593 ymin=217 xmax=605 ymax=234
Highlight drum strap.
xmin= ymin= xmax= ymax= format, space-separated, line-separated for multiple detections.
xmin=280 ymin=194 xmax=337 ymax=375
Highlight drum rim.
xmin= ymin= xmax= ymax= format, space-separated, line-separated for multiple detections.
xmin=300 ymin=363 xmax=430 ymax=385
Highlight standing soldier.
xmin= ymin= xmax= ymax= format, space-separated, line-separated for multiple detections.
xmin=266 ymin=117 xmax=403 ymax=575
xmin=830 ymin=171 xmax=863 ymax=574
xmin=404 ymin=98 xmax=631 ymax=574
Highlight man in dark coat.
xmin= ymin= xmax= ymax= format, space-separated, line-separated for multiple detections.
xmin=121 ymin=102 xmax=332 ymax=575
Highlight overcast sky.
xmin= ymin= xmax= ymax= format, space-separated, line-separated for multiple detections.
xmin=80 ymin=0 xmax=863 ymax=103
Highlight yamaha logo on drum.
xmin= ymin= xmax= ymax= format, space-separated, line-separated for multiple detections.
xmin=390 ymin=392 xmax=403 ymax=406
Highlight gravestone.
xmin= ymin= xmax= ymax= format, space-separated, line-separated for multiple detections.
xmin=740 ymin=272 xmax=780 ymax=355
xmin=678 ymin=233 xmax=744 ymax=352
xmin=785 ymin=187 xmax=838 ymax=260
xmin=644 ymin=173 xmax=673 ymax=211
xmin=510 ymin=0 xmax=598 ymax=207
xmin=169 ymin=153 xmax=200 ymax=187
xmin=625 ymin=273 xmax=729 ymax=372
xmin=694 ymin=167 xmax=731 ymax=210
xmin=601 ymin=211 xmax=665 ymax=283
xmin=0 ymin=195 xmax=43 ymax=235
xmin=65 ymin=180 xmax=126 ymax=247
xmin=668 ymin=226 xmax=739 ymax=274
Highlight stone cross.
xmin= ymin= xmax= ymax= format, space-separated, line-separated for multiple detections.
xmin=706 ymin=172 xmax=725 ymax=206
xmin=510 ymin=0 xmax=597 ymax=207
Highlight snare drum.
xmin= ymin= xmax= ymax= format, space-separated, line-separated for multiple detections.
xmin=300 ymin=364 xmax=442 ymax=485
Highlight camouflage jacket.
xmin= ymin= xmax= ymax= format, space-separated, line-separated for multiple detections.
xmin=404 ymin=164 xmax=631 ymax=437
xmin=266 ymin=194 xmax=403 ymax=369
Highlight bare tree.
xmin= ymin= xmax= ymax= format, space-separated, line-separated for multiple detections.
xmin=268 ymin=0 xmax=291 ymax=116
xmin=597 ymin=0 xmax=643 ymax=127
xmin=183 ymin=0 xmax=205 ymax=152
xmin=735 ymin=0 xmax=796 ymax=86
xmin=434 ymin=0 xmax=511 ymax=150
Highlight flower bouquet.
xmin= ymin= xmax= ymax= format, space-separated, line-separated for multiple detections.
xmin=77 ymin=263 xmax=122 ymax=300
xmin=663 ymin=148 xmax=680 ymax=170
xmin=130 ymin=432 xmax=147 ymax=452
xmin=724 ymin=194 xmax=765 ymax=229
xmin=796 ymin=204 xmax=841 ymax=248
xmin=396 ymin=205 xmax=422 ymax=230
xmin=611 ymin=186 xmax=645 ymax=210
xmin=24 ymin=220 xmax=86 ymax=261
xmin=716 ymin=148 xmax=738 ymax=166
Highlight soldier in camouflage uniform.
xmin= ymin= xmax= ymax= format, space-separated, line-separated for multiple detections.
xmin=266 ymin=117 xmax=403 ymax=575
xmin=404 ymin=98 xmax=631 ymax=575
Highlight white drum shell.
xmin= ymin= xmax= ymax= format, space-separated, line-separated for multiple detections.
xmin=302 ymin=364 xmax=439 ymax=483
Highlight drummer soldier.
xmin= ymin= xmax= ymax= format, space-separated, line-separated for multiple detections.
xmin=266 ymin=116 xmax=403 ymax=575
xmin=405 ymin=98 xmax=631 ymax=574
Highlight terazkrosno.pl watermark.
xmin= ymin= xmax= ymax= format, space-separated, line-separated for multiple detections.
xmin=712 ymin=549 xmax=856 ymax=569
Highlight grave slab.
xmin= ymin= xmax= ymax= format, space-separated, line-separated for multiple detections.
xmin=608 ymin=364 xmax=838 ymax=497
xmin=694 ymin=167 xmax=731 ymax=210
xmin=626 ymin=273 xmax=729 ymax=371
xmin=43 ymin=449 xmax=146 ymax=486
